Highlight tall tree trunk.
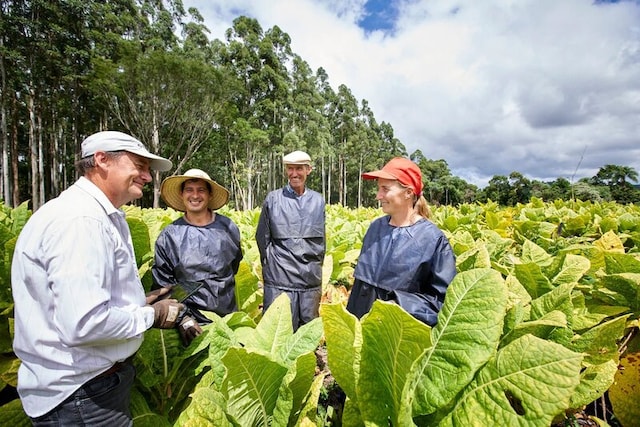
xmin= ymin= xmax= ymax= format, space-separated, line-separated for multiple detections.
xmin=0 ymin=37 xmax=9 ymax=205
xmin=37 ymin=114 xmax=44 ymax=206
xmin=1 ymin=102 xmax=8 ymax=205
xmin=11 ymin=96 xmax=19 ymax=206
xmin=28 ymin=89 xmax=40 ymax=210
xmin=357 ymin=155 xmax=363 ymax=208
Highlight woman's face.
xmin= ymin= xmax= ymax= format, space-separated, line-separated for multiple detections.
xmin=376 ymin=178 xmax=413 ymax=215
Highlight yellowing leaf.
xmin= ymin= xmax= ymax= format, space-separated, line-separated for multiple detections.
xmin=609 ymin=351 xmax=640 ymax=427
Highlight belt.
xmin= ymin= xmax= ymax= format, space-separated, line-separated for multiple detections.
xmin=95 ymin=356 xmax=134 ymax=379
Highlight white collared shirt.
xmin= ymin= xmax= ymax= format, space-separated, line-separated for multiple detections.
xmin=11 ymin=176 xmax=155 ymax=417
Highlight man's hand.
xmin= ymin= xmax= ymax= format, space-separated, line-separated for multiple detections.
xmin=152 ymin=299 xmax=184 ymax=329
xmin=145 ymin=286 xmax=172 ymax=305
xmin=178 ymin=315 xmax=203 ymax=346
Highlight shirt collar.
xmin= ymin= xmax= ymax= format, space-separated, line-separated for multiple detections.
xmin=75 ymin=176 xmax=122 ymax=217
xmin=285 ymin=184 xmax=306 ymax=197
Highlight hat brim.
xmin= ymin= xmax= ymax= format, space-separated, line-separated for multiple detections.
xmin=362 ymin=170 xmax=398 ymax=181
xmin=160 ymin=175 xmax=229 ymax=211
xmin=125 ymin=148 xmax=172 ymax=171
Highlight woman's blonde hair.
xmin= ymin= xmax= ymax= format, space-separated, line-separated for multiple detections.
xmin=414 ymin=194 xmax=431 ymax=219
xmin=397 ymin=181 xmax=431 ymax=219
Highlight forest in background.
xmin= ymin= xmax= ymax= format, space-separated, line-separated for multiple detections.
xmin=1 ymin=0 xmax=639 ymax=212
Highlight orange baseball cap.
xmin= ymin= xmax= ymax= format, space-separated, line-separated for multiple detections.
xmin=362 ymin=157 xmax=423 ymax=196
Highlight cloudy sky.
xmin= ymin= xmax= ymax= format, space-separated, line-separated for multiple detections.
xmin=181 ymin=0 xmax=640 ymax=188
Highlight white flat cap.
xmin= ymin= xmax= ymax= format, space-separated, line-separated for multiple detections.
xmin=283 ymin=150 xmax=311 ymax=166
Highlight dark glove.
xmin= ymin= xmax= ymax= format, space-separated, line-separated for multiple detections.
xmin=178 ymin=315 xmax=203 ymax=346
xmin=152 ymin=298 xmax=184 ymax=329
xmin=145 ymin=286 xmax=172 ymax=305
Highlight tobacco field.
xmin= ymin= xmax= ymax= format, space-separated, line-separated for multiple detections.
xmin=0 ymin=198 xmax=639 ymax=426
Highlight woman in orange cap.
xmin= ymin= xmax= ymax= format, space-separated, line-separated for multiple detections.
xmin=346 ymin=157 xmax=456 ymax=326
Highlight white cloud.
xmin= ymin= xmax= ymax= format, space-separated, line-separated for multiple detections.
xmin=183 ymin=0 xmax=640 ymax=187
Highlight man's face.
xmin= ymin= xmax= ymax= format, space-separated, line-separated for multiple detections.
xmin=105 ymin=152 xmax=152 ymax=207
xmin=181 ymin=179 xmax=211 ymax=213
xmin=286 ymin=164 xmax=311 ymax=194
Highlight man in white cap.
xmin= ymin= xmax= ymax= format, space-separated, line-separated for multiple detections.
xmin=152 ymin=168 xmax=243 ymax=346
xmin=256 ymin=150 xmax=326 ymax=331
xmin=11 ymin=130 xmax=184 ymax=426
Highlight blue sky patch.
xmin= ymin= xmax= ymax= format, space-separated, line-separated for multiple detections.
xmin=358 ymin=0 xmax=399 ymax=34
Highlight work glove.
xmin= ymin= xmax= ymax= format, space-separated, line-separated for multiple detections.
xmin=152 ymin=298 xmax=184 ymax=329
xmin=145 ymin=286 xmax=172 ymax=305
xmin=178 ymin=315 xmax=203 ymax=347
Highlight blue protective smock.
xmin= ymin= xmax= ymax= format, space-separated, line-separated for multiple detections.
xmin=255 ymin=185 xmax=325 ymax=291
xmin=152 ymin=214 xmax=242 ymax=323
xmin=346 ymin=216 xmax=456 ymax=326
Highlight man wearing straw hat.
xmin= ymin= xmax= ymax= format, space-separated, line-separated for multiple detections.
xmin=256 ymin=150 xmax=326 ymax=331
xmin=152 ymin=168 xmax=243 ymax=346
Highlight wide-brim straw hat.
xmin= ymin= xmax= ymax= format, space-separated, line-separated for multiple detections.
xmin=160 ymin=168 xmax=229 ymax=211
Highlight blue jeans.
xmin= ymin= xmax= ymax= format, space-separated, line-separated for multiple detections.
xmin=30 ymin=362 xmax=135 ymax=427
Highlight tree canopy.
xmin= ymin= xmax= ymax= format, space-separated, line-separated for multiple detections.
xmin=1 ymin=1 xmax=638 ymax=210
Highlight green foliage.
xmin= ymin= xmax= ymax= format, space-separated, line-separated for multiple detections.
xmin=176 ymin=294 xmax=324 ymax=426
xmin=1 ymin=200 xmax=640 ymax=426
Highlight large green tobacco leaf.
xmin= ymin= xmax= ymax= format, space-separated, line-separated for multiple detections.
xmin=569 ymin=360 xmax=618 ymax=409
xmin=603 ymin=252 xmax=640 ymax=273
xmin=412 ymin=268 xmax=507 ymax=416
xmin=129 ymin=389 xmax=171 ymax=427
xmin=126 ymin=217 xmax=151 ymax=267
xmin=567 ymin=315 xmax=629 ymax=365
xmin=234 ymin=260 xmax=261 ymax=319
xmin=295 ymin=372 xmax=326 ymax=426
xmin=271 ymin=351 xmax=317 ymax=426
xmin=204 ymin=316 xmax=241 ymax=389
xmin=550 ymin=254 xmax=590 ymax=286
xmin=599 ymin=273 xmax=640 ymax=312
xmin=320 ymin=303 xmax=362 ymax=400
xmin=239 ymin=293 xmax=293 ymax=357
xmin=514 ymin=263 xmax=553 ymax=298
xmin=500 ymin=310 xmax=568 ymax=348
xmin=174 ymin=388 xmax=239 ymax=427
xmin=571 ymin=292 xmax=629 ymax=331
xmin=237 ymin=294 xmax=322 ymax=366
xmin=520 ymin=239 xmax=553 ymax=266
xmin=439 ymin=335 xmax=583 ymax=427
xmin=0 ymin=398 xmax=30 ymax=427
xmin=455 ymin=242 xmax=492 ymax=271
xmin=356 ymin=301 xmax=431 ymax=426
xmin=222 ymin=347 xmax=288 ymax=426
xmin=133 ymin=328 xmax=207 ymax=420
xmin=530 ymin=281 xmax=574 ymax=323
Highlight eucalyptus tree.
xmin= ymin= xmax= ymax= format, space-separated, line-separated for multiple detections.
xmin=0 ymin=0 xmax=21 ymax=206
xmin=327 ymin=84 xmax=359 ymax=206
xmin=412 ymin=151 xmax=452 ymax=204
xmin=351 ymin=99 xmax=383 ymax=207
xmin=285 ymin=55 xmax=332 ymax=201
xmin=103 ymin=50 xmax=230 ymax=207
xmin=214 ymin=17 xmax=294 ymax=210
xmin=315 ymin=67 xmax=337 ymax=203
xmin=1 ymin=0 xmax=134 ymax=209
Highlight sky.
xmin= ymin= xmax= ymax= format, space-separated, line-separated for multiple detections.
xmin=180 ymin=0 xmax=640 ymax=188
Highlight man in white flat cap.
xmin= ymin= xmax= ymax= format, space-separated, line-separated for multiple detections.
xmin=256 ymin=150 xmax=326 ymax=331
xmin=12 ymin=130 xmax=184 ymax=426
xmin=152 ymin=168 xmax=243 ymax=347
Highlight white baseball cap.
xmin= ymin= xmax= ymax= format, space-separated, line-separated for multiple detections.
xmin=81 ymin=131 xmax=172 ymax=171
